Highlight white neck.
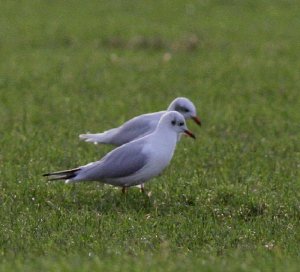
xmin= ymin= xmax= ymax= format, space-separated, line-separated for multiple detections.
xmin=152 ymin=125 xmax=178 ymax=148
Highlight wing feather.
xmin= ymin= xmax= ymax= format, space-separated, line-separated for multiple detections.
xmin=78 ymin=141 xmax=148 ymax=181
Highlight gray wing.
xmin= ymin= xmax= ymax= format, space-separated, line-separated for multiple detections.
xmin=78 ymin=141 xmax=148 ymax=180
xmin=110 ymin=112 xmax=164 ymax=145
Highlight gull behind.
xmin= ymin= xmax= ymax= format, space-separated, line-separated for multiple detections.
xmin=79 ymin=97 xmax=201 ymax=146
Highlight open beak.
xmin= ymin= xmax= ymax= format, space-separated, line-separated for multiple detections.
xmin=192 ymin=116 xmax=202 ymax=126
xmin=184 ymin=129 xmax=196 ymax=139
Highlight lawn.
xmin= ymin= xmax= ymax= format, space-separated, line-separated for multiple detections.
xmin=0 ymin=0 xmax=300 ymax=271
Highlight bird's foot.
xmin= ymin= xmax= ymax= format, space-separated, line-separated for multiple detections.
xmin=140 ymin=184 xmax=152 ymax=197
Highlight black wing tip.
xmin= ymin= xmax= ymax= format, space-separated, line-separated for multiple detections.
xmin=42 ymin=168 xmax=81 ymax=180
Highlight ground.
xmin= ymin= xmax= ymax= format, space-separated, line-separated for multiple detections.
xmin=0 ymin=0 xmax=300 ymax=271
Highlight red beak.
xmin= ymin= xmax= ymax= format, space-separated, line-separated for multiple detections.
xmin=184 ymin=129 xmax=196 ymax=139
xmin=192 ymin=116 xmax=202 ymax=126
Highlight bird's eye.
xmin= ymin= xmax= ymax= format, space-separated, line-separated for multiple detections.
xmin=184 ymin=108 xmax=189 ymax=113
xmin=179 ymin=122 xmax=184 ymax=126
xmin=171 ymin=120 xmax=176 ymax=125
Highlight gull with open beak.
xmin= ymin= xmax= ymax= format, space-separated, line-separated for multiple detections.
xmin=44 ymin=111 xmax=196 ymax=193
xmin=79 ymin=97 xmax=201 ymax=146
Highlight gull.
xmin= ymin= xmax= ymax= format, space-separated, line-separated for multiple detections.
xmin=79 ymin=97 xmax=201 ymax=146
xmin=43 ymin=111 xmax=196 ymax=193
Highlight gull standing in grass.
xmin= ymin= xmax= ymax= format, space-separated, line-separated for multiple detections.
xmin=44 ymin=111 xmax=196 ymax=193
xmin=79 ymin=97 xmax=201 ymax=145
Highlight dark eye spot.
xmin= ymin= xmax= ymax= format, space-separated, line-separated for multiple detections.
xmin=184 ymin=108 xmax=189 ymax=113
xmin=171 ymin=120 xmax=176 ymax=125
xmin=179 ymin=122 xmax=184 ymax=126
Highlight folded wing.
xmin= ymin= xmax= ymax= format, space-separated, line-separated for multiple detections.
xmin=77 ymin=141 xmax=149 ymax=181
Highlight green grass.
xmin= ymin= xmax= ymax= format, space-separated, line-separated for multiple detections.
xmin=1 ymin=0 xmax=300 ymax=270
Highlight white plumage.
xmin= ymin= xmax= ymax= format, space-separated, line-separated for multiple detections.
xmin=44 ymin=111 xmax=195 ymax=191
xmin=79 ymin=97 xmax=201 ymax=146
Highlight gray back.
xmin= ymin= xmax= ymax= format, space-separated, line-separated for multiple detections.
xmin=81 ymin=140 xmax=148 ymax=180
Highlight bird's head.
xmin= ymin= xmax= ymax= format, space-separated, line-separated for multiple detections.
xmin=158 ymin=111 xmax=196 ymax=139
xmin=167 ymin=97 xmax=201 ymax=126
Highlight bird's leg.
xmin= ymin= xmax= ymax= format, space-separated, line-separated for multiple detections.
xmin=122 ymin=187 xmax=128 ymax=194
xmin=140 ymin=183 xmax=152 ymax=197
xmin=140 ymin=183 xmax=145 ymax=194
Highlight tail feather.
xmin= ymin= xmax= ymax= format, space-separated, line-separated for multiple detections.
xmin=43 ymin=167 xmax=81 ymax=181
xmin=79 ymin=133 xmax=105 ymax=144
xmin=79 ymin=129 xmax=117 ymax=144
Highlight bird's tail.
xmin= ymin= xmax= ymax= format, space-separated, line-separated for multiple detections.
xmin=79 ymin=133 xmax=104 ymax=144
xmin=79 ymin=129 xmax=117 ymax=144
xmin=43 ymin=167 xmax=81 ymax=181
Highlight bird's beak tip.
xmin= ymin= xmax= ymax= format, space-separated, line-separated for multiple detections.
xmin=192 ymin=116 xmax=202 ymax=126
xmin=184 ymin=129 xmax=196 ymax=139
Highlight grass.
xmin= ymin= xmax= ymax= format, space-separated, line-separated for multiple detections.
xmin=1 ymin=0 xmax=300 ymax=270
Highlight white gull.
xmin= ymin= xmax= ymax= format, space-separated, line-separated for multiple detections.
xmin=44 ymin=111 xmax=196 ymax=193
xmin=79 ymin=97 xmax=201 ymax=146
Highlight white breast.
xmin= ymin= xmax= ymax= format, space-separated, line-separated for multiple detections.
xmin=106 ymin=129 xmax=178 ymax=187
xmin=138 ymin=133 xmax=177 ymax=180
